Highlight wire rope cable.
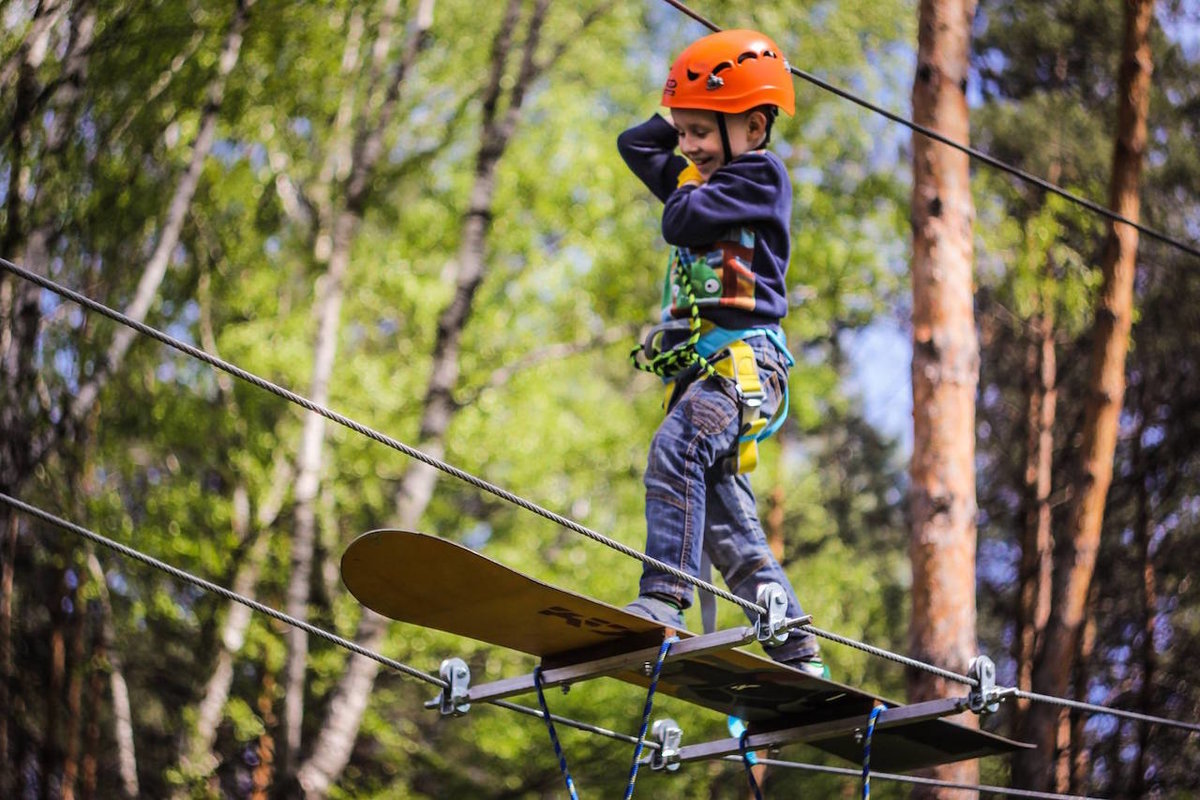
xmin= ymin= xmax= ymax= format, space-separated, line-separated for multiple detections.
xmin=0 ymin=256 xmax=764 ymax=619
xmin=0 ymin=491 xmax=443 ymax=688
xmin=656 ymin=0 xmax=1200 ymax=261
xmin=0 ymin=491 xmax=1184 ymax=793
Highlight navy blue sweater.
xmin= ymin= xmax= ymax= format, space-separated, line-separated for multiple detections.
xmin=617 ymin=114 xmax=792 ymax=331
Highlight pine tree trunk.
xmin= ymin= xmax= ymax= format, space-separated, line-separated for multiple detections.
xmin=0 ymin=510 xmax=16 ymax=797
xmin=1013 ymin=305 xmax=1056 ymax=733
xmin=908 ymin=0 xmax=980 ymax=796
xmin=1014 ymin=0 xmax=1154 ymax=788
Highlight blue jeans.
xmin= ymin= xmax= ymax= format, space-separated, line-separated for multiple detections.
xmin=639 ymin=335 xmax=818 ymax=661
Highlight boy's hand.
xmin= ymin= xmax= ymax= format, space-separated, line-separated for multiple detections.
xmin=676 ymin=162 xmax=704 ymax=188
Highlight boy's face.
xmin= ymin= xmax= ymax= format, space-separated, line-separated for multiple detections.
xmin=670 ymin=108 xmax=767 ymax=180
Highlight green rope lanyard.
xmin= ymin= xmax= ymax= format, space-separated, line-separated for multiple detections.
xmin=630 ymin=249 xmax=719 ymax=381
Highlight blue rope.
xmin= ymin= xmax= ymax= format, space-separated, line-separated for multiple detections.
xmin=533 ymin=666 xmax=579 ymax=800
xmin=740 ymin=728 xmax=764 ymax=800
xmin=623 ymin=636 xmax=678 ymax=800
xmin=861 ymin=704 xmax=886 ymax=799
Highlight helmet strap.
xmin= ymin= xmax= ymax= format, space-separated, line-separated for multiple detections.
xmin=716 ymin=112 xmax=734 ymax=165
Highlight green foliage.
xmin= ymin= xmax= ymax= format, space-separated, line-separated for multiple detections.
xmin=4 ymin=0 xmax=924 ymax=796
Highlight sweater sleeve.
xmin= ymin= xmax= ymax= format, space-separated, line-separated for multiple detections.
xmin=660 ymin=153 xmax=790 ymax=248
xmin=616 ymin=114 xmax=688 ymax=204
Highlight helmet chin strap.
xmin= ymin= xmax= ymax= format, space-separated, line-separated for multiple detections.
xmin=715 ymin=112 xmax=734 ymax=166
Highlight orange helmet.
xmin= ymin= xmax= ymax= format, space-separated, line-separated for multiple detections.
xmin=661 ymin=30 xmax=795 ymax=116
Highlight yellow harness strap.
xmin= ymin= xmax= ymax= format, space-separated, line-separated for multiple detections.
xmin=714 ymin=339 xmax=767 ymax=474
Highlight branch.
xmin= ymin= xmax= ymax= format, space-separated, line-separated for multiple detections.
xmin=69 ymin=0 xmax=254 ymax=423
xmin=459 ymin=325 xmax=635 ymax=406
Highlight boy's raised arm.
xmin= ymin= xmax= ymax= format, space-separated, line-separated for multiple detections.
xmin=617 ymin=114 xmax=688 ymax=203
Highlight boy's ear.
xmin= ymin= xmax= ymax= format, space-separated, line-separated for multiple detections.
xmin=746 ymin=108 xmax=769 ymax=146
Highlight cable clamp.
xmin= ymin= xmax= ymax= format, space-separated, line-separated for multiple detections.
xmin=424 ymin=657 xmax=471 ymax=716
xmin=966 ymin=655 xmax=1000 ymax=715
xmin=754 ymin=582 xmax=790 ymax=647
xmin=643 ymin=718 xmax=683 ymax=771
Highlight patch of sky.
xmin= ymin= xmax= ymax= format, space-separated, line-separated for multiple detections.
xmin=1158 ymin=1 xmax=1200 ymax=60
xmin=841 ymin=320 xmax=913 ymax=455
xmin=290 ymin=117 xmax=312 ymax=138
xmin=213 ymin=138 xmax=242 ymax=165
xmin=462 ymin=521 xmax=492 ymax=550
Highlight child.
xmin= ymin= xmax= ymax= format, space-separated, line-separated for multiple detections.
xmin=617 ymin=29 xmax=824 ymax=676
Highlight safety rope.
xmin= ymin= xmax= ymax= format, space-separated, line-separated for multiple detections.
xmin=0 ymin=494 xmax=1169 ymax=797
xmin=0 ymin=257 xmax=766 ymax=620
xmin=534 ymin=666 xmax=580 ymax=800
xmin=739 ymin=728 xmax=764 ymax=800
xmin=623 ymin=636 xmax=677 ymax=799
xmin=656 ymin=0 xmax=1200 ymax=261
xmin=861 ymin=704 xmax=885 ymax=799
xmin=0 ymin=492 xmax=443 ymax=687
xmin=629 ymin=248 xmax=719 ymax=381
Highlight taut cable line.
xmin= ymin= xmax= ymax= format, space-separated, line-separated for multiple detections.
xmin=657 ymin=0 xmax=1200 ymax=261
xmin=0 ymin=256 xmax=762 ymax=617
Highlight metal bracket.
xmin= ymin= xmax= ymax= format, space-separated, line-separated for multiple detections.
xmin=644 ymin=718 xmax=683 ymax=771
xmin=967 ymin=655 xmax=1000 ymax=715
xmin=755 ymin=582 xmax=790 ymax=647
xmin=424 ymin=657 xmax=471 ymax=717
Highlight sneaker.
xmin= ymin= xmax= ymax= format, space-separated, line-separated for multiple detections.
xmin=787 ymin=655 xmax=831 ymax=680
xmin=624 ymin=594 xmax=685 ymax=629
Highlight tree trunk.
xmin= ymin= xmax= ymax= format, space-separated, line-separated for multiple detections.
xmin=251 ymin=671 xmax=278 ymax=800
xmin=42 ymin=566 xmax=69 ymax=800
xmin=294 ymin=3 xmax=564 ymax=795
xmin=61 ymin=573 xmax=86 ymax=800
xmin=0 ymin=510 xmax=16 ymax=797
xmin=81 ymin=604 xmax=103 ymax=800
xmin=908 ymin=0 xmax=980 ymax=796
xmin=1014 ymin=0 xmax=1154 ymax=788
xmin=83 ymin=551 xmax=138 ymax=798
xmin=71 ymin=0 xmax=254 ymax=424
xmin=1130 ymin=391 xmax=1156 ymax=798
xmin=175 ymin=471 xmax=285 ymax=792
xmin=277 ymin=1 xmax=407 ymax=783
xmin=1013 ymin=303 xmax=1056 ymax=732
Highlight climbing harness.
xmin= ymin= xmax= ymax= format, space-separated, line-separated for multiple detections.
xmin=630 ymin=248 xmax=794 ymax=475
xmin=861 ymin=704 xmax=886 ymax=799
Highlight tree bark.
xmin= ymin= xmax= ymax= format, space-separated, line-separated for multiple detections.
xmin=1014 ymin=0 xmax=1154 ymax=788
xmin=61 ymin=571 xmax=86 ymax=800
xmin=277 ymin=1 xmax=404 ymax=783
xmin=1013 ymin=303 xmax=1056 ymax=731
xmin=908 ymin=0 xmax=980 ymax=796
xmin=175 ymin=467 xmax=286 ymax=792
xmin=83 ymin=551 xmax=138 ymax=798
xmin=0 ymin=510 xmax=16 ymax=797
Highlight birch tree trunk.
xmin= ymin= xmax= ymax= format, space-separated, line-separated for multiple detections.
xmin=277 ymin=0 xmax=426 ymax=783
xmin=70 ymin=0 xmax=253 ymax=425
xmin=83 ymin=551 xmax=138 ymax=798
xmin=174 ymin=463 xmax=288 ymax=792
xmin=294 ymin=3 xmax=578 ymax=795
xmin=908 ymin=0 xmax=980 ymax=797
xmin=1014 ymin=0 xmax=1154 ymax=788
